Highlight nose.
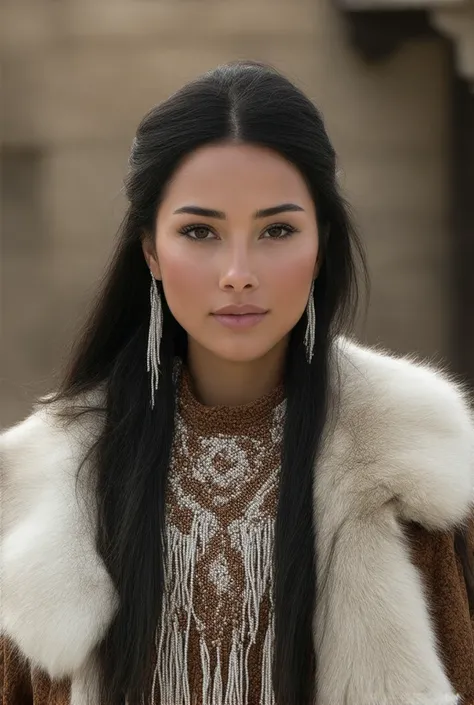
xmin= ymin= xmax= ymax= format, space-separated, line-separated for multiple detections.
xmin=218 ymin=248 xmax=259 ymax=292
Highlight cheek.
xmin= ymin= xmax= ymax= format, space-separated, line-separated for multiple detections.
xmin=157 ymin=245 xmax=211 ymax=317
xmin=265 ymin=246 xmax=317 ymax=308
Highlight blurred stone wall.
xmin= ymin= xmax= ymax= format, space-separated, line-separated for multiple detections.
xmin=1 ymin=1 xmax=453 ymax=426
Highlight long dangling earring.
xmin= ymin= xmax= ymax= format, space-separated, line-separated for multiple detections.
xmin=304 ymin=279 xmax=316 ymax=364
xmin=147 ymin=269 xmax=163 ymax=409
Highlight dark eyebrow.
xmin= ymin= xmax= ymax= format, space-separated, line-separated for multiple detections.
xmin=255 ymin=203 xmax=305 ymax=218
xmin=173 ymin=203 xmax=305 ymax=219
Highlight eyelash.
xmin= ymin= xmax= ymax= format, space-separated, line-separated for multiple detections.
xmin=178 ymin=223 xmax=299 ymax=242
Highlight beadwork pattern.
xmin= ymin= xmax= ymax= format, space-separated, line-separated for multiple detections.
xmin=150 ymin=367 xmax=286 ymax=705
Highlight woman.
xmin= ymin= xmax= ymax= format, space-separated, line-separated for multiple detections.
xmin=0 ymin=60 xmax=473 ymax=705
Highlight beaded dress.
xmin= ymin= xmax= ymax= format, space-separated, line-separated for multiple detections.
xmin=152 ymin=367 xmax=286 ymax=705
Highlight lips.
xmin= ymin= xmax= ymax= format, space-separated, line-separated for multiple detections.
xmin=214 ymin=307 xmax=268 ymax=330
xmin=212 ymin=305 xmax=268 ymax=316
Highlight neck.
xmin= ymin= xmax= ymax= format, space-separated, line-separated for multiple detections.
xmin=186 ymin=339 xmax=287 ymax=407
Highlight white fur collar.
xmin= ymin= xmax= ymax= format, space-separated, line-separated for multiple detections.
xmin=1 ymin=337 xmax=473 ymax=705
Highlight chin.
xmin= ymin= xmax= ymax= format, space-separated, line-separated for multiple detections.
xmin=210 ymin=348 xmax=266 ymax=364
xmin=205 ymin=338 xmax=285 ymax=365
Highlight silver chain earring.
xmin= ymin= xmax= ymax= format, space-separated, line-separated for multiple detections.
xmin=147 ymin=270 xmax=163 ymax=409
xmin=304 ymin=280 xmax=316 ymax=364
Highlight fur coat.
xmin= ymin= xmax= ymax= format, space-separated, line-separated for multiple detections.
xmin=1 ymin=337 xmax=473 ymax=705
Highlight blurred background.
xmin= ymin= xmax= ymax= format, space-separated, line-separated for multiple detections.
xmin=1 ymin=0 xmax=473 ymax=427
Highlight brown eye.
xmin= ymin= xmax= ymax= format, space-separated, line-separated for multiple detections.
xmin=178 ymin=224 xmax=216 ymax=241
xmin=192 ymin=227 xmax=211 ymax=240
xmin=263 ymin=224 xmax=298 ymax=240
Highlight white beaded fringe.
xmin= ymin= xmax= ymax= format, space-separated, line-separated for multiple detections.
xmin=139 ymin=514 xmax=276 ymax=705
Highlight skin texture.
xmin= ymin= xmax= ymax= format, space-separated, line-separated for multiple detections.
xmin=142 ymin=141 xmax=320 ymax=406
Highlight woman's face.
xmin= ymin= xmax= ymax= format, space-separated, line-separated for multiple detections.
xmin=143 ymin=142 xmax=320 ymax=365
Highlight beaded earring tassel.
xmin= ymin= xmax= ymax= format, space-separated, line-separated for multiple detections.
xmin=304 ymin=280 xmax=316 ymax=364
xmin=147 ymin=271 xmax=163 ymax=409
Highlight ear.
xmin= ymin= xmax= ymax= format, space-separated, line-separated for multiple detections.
xmin=141 ymin=235 xmax=161 ymax=280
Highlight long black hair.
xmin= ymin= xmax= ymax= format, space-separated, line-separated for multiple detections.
xmin=38 ymin=60 xmax=472 ymax=705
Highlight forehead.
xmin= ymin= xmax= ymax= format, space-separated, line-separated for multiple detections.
xmin=159 ymin=142 xmax=314 ymax=214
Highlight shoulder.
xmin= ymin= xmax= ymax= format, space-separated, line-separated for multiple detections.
xmin=336 ymin=337 xmax=473 ymax=434
xmin=0 ymin=386 xmax=107 ymax=486
xmin=330 ymin=336 xmax=474 ymax=529
xmin=0 ymin=388 xmax=107 ymax=543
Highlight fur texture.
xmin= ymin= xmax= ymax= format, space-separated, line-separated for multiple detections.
xmin=1 ymin=338 xmax=473 ymax=704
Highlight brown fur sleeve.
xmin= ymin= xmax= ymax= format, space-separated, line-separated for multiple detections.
xmin=1 ymin=636 xmax=71 ymax=705
xmin=405 ymin=514 xmax=474 ymax=704
xmin=1 ymin=635 xmax=33 ymax=705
